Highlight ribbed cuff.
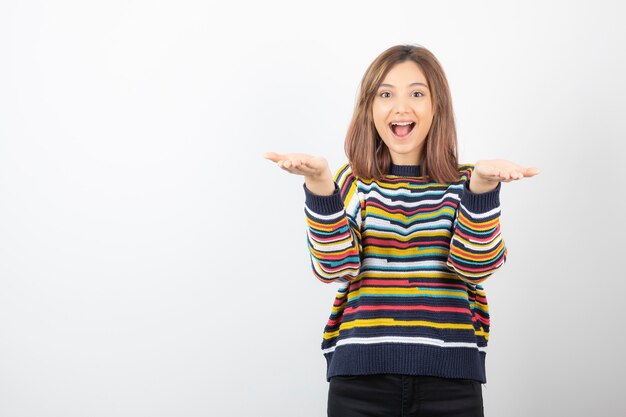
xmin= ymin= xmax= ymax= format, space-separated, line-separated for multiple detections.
xmin=461 ymin=182 xmax=501 ymax=213
xmin=303 ymin=183 xmax=344 ymax=215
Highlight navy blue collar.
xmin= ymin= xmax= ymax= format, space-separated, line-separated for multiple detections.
xmin=389 ymin=164 xmax=421 ymax=177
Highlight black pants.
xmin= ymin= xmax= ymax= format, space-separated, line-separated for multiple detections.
xmin=328 ymin=374 xmax=484 ymax=417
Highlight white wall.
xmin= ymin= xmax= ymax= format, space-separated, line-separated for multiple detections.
xmin=1 ymin=1 xmax=624 ymax=416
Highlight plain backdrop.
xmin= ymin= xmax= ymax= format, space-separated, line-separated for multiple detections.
xmin=1 ymin=1 xmax=625 ymax=416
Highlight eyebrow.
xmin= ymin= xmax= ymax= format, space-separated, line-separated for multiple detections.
xmin=378 ymin=82 xmax=429 ymax=89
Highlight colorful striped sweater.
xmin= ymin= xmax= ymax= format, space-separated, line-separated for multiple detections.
xmin=304 ymin=163 xmax=507 ymax=383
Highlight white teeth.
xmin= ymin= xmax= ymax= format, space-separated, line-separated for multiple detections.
xmin=391 ymin=121 xmax=413 ymax=126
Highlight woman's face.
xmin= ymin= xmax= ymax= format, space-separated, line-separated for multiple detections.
xmin=372 ymin=60 xmax=434 ymax=165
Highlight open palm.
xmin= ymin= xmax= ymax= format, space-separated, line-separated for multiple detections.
xmin=264 ymin=152 xmax=330 ymax=179
xmin=470 ymin=159 xmax=540 ymax=193
xmin=473 ymin=159 xmax=540 ymax=182
xmin=264 ymin=151 xmax=335 ymax=195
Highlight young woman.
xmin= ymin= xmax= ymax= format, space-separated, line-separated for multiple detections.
xmin=265 ymin=44 xmax=539 ymax=417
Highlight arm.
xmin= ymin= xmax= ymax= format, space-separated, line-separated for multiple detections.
xmin=304 ymin=164 xmax=362 ymax=284
xmin=446 ymin=172 xmax=507 ymax=285
xmin=447 ymin=160 xmax=540 ymax=284
xmin=264 ymin=153 xmax=362 ymax=284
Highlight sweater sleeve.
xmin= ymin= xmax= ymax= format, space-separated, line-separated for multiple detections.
xmin=446 ymin=166 xmax=508 ymax=285
xmin=304 ymin=164 xmax=362 ymax=284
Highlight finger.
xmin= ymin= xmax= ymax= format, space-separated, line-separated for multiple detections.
xmin=522 ymin=167 xmax=541 ymax=177
xmin=491 ymin=170 xmax=508 ymax=181
xmin=285 ymin=159 xmax=305 ymax=171
xmin=290 ymin=160 xmax=312 ymax=172
xmin=293 ymin=164 xmax=317 ymax=175
xmin=264 ymin=152 xmax=286 ymax=162
xmin=279 ymin=164 xmax=303 ymax=176
xmin=500 ymin=171 xmax=522 ymax=181
xmin=505 ymin=169 xmax=538 ymax=182
xmin=497 ymin=171 xmax=510 ymax=180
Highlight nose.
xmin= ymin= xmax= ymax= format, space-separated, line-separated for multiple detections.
xmin=393 ymin=96 xmax=409 ymax=115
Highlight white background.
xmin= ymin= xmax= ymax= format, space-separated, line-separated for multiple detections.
xmin=1 ymin=1 xmax=625 ymax=416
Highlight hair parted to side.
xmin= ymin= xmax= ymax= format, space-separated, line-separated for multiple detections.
xmin=345 ymin=44 xmax=459 ymax=182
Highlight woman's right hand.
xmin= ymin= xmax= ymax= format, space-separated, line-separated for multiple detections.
xmin=264 ymin=152 xmax=335 ymax=196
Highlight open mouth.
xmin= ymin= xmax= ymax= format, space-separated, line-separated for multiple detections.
xmin=389 ymin=121 xmax=416 ymax=138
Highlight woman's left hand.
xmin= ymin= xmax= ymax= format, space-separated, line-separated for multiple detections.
xmin=469 ymin=159 xmax=540 ymax=194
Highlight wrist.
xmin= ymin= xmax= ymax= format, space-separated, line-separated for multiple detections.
xmin=305 ymin=171 xmax=335 ymax=196
xmin=469 ymin=177 xmax=499 ymax=194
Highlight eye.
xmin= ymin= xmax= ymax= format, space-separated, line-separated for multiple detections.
xmin=379 ymin=91 xmax=391 ymax=98
xmin=412 ymin=91 xmax=424 ymax=97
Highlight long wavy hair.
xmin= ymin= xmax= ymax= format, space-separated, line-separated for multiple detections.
xmin=345 ymin=44 xmax=459 ymax=182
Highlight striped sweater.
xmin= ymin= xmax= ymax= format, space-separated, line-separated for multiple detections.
xmin=304 ymin=163 xmax=507 ymax=383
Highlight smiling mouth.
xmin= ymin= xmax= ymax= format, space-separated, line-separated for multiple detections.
xmin=389 ymin=121 xmax=416 ymax=138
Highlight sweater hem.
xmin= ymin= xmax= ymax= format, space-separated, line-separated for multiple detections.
xmin=324 ymin=343 xmax=486 ymax=383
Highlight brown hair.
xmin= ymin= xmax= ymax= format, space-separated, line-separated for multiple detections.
xmin=344 ymin=44 xmax=459 ymax=182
